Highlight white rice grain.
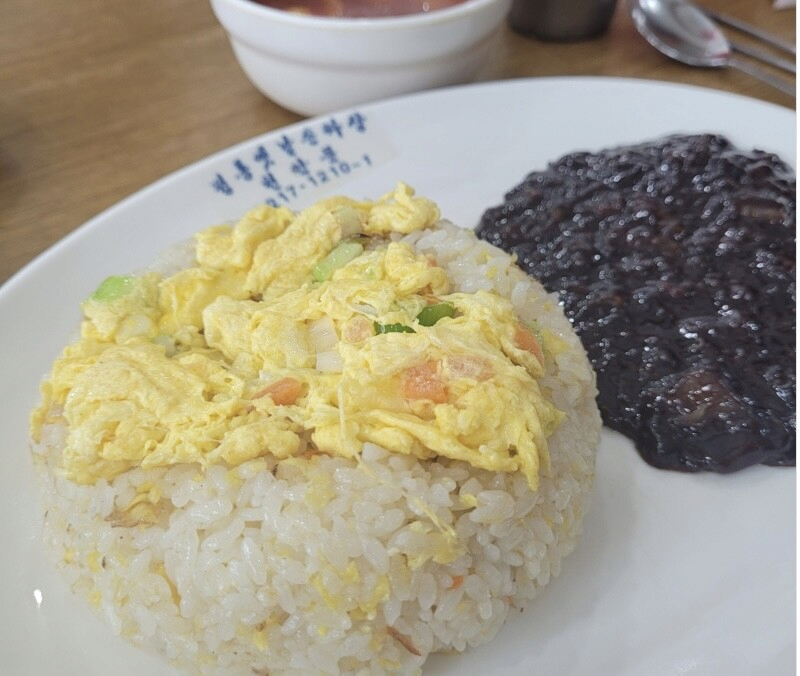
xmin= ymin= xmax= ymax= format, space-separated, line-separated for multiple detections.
xmin=31 ymin=220 xmax=601 ymax=675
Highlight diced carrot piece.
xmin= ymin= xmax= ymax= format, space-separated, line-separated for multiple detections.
xmin=386 ymin=626 xmax=422 ymax=656
xmin=402 ymin=360 xmax=447 ymax=403
xmin=342 ymin=316 xmax=373 ymax=343
xmin=449 ymin=575 xmax=464 ymax=589
xmin=514 ymin=324 xmax=544 ymax=366
xmin=253 ymin=377 xmax=302 ymax=405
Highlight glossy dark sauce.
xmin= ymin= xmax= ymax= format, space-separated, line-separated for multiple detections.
xmin=477 ymin=134 xmax=796 ymax=473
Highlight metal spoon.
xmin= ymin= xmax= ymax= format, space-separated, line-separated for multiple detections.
xmin=628 ymin=0 xmax=795 ymax=97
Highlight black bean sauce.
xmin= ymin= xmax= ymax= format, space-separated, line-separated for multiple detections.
xmin=477 ymin=134 xmax=796 ymax=473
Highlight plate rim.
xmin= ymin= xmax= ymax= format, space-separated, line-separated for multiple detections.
xmin=1 ymin=74 xmax=795 ymax=298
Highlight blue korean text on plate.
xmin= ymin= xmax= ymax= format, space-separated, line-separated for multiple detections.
xmin=210 ymin=112 xmax=392 ymax=207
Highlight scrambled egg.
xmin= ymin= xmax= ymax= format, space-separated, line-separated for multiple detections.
xmin=31 ymin=183 xmax=563 ymax=489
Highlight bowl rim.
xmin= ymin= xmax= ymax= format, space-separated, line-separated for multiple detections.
xmin=211 ymin=0 xmax=508 ymax=29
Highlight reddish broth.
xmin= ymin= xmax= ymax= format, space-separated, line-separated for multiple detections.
xmin=249 ymin=0 xmax=469 ymax=18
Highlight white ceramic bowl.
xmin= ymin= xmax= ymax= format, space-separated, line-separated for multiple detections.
xmin=210 ymin=0 xmax=513 ymax=116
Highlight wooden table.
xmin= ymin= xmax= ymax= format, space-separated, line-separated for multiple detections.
xmin=0 ymin=0 xmax=794 ymax=286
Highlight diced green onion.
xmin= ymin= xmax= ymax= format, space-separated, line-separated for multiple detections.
xmin=312 ymin=241 xmax=364 ymax=282
xmin=90 ymin=275 xmax=135 ymax=302
xmin=374 ymin=322 xmax=415 ymax=334
xmin=416 ymin=302 xmax=456 ymax=326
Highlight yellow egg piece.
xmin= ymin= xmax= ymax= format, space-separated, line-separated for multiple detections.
xmin=31 ymin=183 xmax=562 ymax=490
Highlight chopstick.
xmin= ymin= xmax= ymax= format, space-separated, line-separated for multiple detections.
xmin=705 ymin=9 xmax=797 ymax=56
xmin=731 ymin=40 xmax=796 ymax=74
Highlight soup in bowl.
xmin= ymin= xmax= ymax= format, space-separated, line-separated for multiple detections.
xmin=251 ymin=0 xmax=469 ymax=17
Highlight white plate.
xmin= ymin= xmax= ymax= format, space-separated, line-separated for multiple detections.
xmin=1 ymin=77 xmax=795 ymax=675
